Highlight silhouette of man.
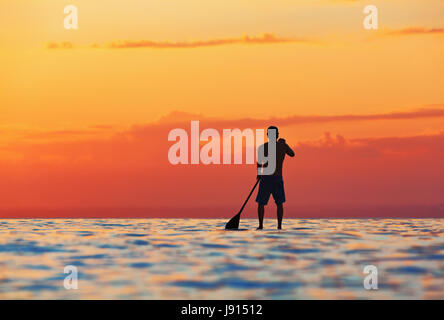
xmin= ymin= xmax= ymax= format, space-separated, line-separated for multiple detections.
xmin=256 ymin=126 xmax=294 ymax=230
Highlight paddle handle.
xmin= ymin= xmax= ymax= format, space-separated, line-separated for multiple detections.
xmin=238 ymin=178 xmax=260 ymax=214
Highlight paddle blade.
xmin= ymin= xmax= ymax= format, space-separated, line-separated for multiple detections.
xmin=225 ymin=213 xmax=240 ymax=229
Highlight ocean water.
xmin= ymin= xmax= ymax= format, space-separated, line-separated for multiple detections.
xmin=0 ymin=218 xmax=442 ymax=299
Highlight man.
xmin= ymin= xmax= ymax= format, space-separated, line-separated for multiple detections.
xmin=256 ymin=126 xmax=295 ymax=230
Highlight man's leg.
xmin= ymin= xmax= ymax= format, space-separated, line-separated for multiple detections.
xmin=257 ymin=205 xmax=265 ymax=229
xmin=277 ymin=204 xmax=283 ymax=230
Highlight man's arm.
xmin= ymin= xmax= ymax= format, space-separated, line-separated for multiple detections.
xmin=278 ymin=138 xmax=295 ymax=157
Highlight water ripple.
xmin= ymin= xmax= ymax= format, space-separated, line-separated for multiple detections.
xmin=0 ymin=218 xmax=442 ymax=299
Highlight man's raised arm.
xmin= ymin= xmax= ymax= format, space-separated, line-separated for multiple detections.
xmin=279 ymin=138 xmax=295 ymax=157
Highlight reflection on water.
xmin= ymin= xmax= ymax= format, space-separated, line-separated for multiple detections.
xmin=0 ymin=218 xmax=442 ymax=299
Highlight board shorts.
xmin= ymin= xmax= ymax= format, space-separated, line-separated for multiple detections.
xmin=255 ymin=175 xmax=286 ymax=205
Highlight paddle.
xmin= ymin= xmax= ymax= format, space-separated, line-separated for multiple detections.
xmin=225 ymin=178 xmax=261 ymax=229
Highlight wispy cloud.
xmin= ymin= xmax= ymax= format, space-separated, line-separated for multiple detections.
xmin=6 ymin=107 xmax=444 ymax=145
xmin=46 ymin=33 xmax=308 ymax=50
xmin=385 ymin=27 xmax=444 ymax=36
xmin=46 ymin=41 xmax=74 ymax=49
xmin=46 ymin=26 xmax=444 ymax=51
xmin=156 ymin=108 xmax=444 ymax=128
xmin=275 ymin=108 xmax=444 ymax=126
xmin=108 ymin=33 xmax=303 ymax=49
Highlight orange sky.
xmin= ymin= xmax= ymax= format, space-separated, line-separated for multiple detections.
xmin=0 ymin=0 xmax=443 ymax=218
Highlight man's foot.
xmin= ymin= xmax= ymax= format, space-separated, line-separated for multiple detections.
xmin=257 ymin=226 xmax=263 ymax=230
xmin=277 ymin=226 xmax=282 ymax=230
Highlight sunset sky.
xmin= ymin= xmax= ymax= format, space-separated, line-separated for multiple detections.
xmin=1 ymin=0 xmax=443 ymax=218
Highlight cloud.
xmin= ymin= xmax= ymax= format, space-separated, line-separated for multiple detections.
xmin=21 ymin=129 xmax=115 ymax=141
xmin=46 ymin=33 xmax=307 ymax=50
xmin=6 ymin=107 xmax=444 ymax=146
xmin=328 ymin=0 xmax=360 ymax=2
xmin=276 ymin=108 xmax=444 ymax=126
xmin=385 ymin=27 xmax=444 ymax=36
xmin=2 ymin=107 xmax=444 ymax=216
xmin=1 ymin=126 xmax=444 ymax=217
xmin=12 ymin=107 xmax=443 ymax=144
xmin=45 ymin=26 xmax=444 ymax=51
xmin=46 ymin=41 xmax=74 ymax=49
xmin=90 ymin=124 xmax=115 ymax=130
xmin=155 ymin=107 xmax=444 ymax=128
xmin=108 ymin=33 xmax=305 ymax=49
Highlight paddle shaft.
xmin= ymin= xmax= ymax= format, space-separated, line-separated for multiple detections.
xmin=237 ymin=178 xmax=260 ymax=215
